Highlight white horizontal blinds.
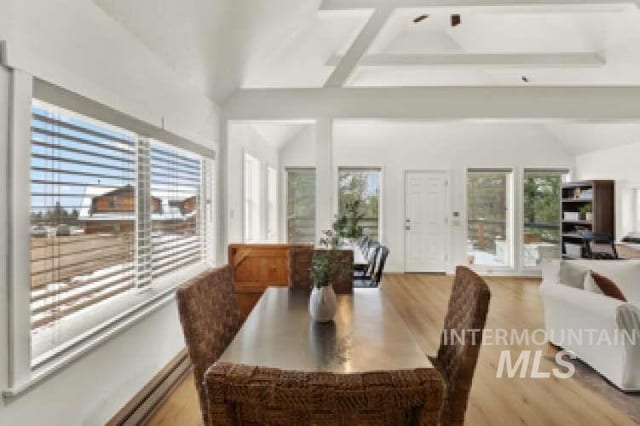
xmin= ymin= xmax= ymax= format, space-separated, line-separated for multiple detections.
xmin=136 ymin=138 xmax=152 ymax=287
xmin=30 ymin=100 xmax=136 ymax=351
xmin=150 ymin=141 xmax=204 ymax=279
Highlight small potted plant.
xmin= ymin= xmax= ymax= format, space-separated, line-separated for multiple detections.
xmin=333 ymin=200 xmax=365 ymax=245
xmin=309 ymin=230 xmax=350 ymax=322
xmin=579 ymin=204 xmax=593 ymax=222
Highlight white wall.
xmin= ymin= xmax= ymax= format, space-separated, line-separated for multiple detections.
xmin=0 ymin=1 xmax=220 ymax=424
xmin=0 ymin=0 xmax=220 ymax=147
xmin=330 ymin=120 xmax=574 ymax=274
xmin=575 ymin=142 xmax=640 ymax=239
xmin=280 ymin=125 xmax=315 ymax=169
xmin=227 ymin=124 xmax=280 ymax=243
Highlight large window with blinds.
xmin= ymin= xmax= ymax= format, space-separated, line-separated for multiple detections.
xmin=27 ymin=100 xmax=211 ymax=365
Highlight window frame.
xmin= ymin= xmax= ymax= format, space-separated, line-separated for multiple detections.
xmin=285 ymin=167 xmax=317 ymax=244
xmin=267 ymin=165 xmax=278 ymax=241
xmin=335 ymin=166 xmax=383 ymax=242
xmin=4 ymin=74 xmax=217 ymax=397
xmin=519 ymin=168 xmax=569 ymax=272
xmin=465 ymin=168 xmax=515 ymax=271
xmin=243 ymin=152 xmax=262 ymax=242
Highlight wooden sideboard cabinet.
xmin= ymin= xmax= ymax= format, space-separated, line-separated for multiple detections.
xmin=228 ymin=244 xmax=293 ymax=319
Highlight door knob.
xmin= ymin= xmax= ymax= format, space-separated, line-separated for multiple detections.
xmin=405 ymin=225 xmax=411 ymax=231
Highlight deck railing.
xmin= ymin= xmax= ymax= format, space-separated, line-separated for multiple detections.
xmin=468 ymin=219 xmax=559 ymax=253
xmin=287 ymin=216 xmax=380 ymax=244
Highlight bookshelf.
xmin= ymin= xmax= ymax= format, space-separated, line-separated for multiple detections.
xmin=561 ymin=180 xmax=614 ymax=259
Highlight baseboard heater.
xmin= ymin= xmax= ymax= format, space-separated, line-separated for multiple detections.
xmin=107 ymin=348 xmax=191 ymax=426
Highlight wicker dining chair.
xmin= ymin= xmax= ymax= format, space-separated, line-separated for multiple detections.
xmin=176 ymin=265 xmax=242 ymax=426
xmin=204 ymin=362 xmax=446 ymax=426
xmin=288 ymin=245 xmax=315 ymax=290
xmin=429 ymin=266 xmax=491 ymax=426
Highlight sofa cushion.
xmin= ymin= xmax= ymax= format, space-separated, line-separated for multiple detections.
xmin=584 ymin=271 xmax=627 ymax=302
xmin=558 ymin=262 xmax=589 ymax=289
xmin=570 ymin=260 xmax=640 ymax=305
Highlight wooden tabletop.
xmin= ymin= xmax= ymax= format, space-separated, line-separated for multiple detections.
xmin=219 ymin=287 xmax=433 ymax=373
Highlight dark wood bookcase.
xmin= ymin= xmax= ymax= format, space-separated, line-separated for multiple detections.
xmin=561 ymin=180 xmax=615 ymax=259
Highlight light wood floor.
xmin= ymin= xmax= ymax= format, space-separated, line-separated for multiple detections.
xmin=148 ymin=274 xmax=638 ymax=426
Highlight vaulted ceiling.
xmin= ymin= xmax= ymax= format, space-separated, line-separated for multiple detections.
xmin=93 ymin=0 xmax=640 ymax=155
xmin=96 ymin=0 xmax=640 ymax=102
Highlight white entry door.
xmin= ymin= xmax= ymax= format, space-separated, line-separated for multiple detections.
xmin=404 ymin=171 xmax=448 ymax=272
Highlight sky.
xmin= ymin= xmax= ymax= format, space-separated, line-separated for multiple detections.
xmin=31 ymin=101 xmax=202 ymax=216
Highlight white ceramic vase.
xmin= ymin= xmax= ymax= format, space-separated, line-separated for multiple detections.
xmin=309 ymin=285 xmax=337 ymax=323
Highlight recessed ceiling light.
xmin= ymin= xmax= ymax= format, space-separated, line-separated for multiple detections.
xmin=413 ymin=14 xmax=429 ymax=23
xmin=451 ymin=14 xmax=461 ymax=27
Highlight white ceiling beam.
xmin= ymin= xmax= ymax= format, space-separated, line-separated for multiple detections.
xmin=324 ymin=7 xmax=393 ymax=87
xmin=326 ymin=52 xmax=605 ymax=68
xmin=225 ymin=87 xmax=640 ymax=121
xmin=320 ymin=0 xmax=636 ymax=10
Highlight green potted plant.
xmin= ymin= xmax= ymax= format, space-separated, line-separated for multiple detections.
xmin=579 ymin=204 xmax=593 ymax=222
xmin=333 ymin=200 xmax=365 ymax=244
xmin=309 ymin=230 xmax=350 ymax=322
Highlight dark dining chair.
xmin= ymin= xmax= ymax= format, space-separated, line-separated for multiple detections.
xmin=354 ymin=244 xmax=378 ymax=278
xmin=175 ymin=265 xmax=242 ymax=426
xmin=205 ymin=362 xmax=445 ymax=425
xmin=355 ymin=245 xmax=389 ymax=288
xmin=429 ymin=266 xmax=491 ymax=426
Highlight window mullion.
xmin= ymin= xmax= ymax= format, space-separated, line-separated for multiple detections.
xmin=136 ymin=137 xmax=151 ymax=288
xmin=200 ymin=159 xmax=208 ymax=263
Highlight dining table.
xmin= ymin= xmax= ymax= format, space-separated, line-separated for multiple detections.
xmin=219 ymin=287 xmax=434 ymax=373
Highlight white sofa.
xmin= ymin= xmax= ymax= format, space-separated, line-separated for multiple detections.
xmin=540 ymin=259 xmax=640 ymax=391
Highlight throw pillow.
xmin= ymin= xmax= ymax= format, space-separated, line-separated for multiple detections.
xmin=586 ymin=270 xmax=627 ymax=302
xmin=558 ymin=261 xmax=589 ymax=289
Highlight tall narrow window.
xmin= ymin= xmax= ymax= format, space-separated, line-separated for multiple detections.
xmin=149 ymin=141 xmax=205 ymax=280
xmin=467 ymin=169 xmax=513 ymax=268
xmin=337 ymin=168 xmax=381 ymax=241
xmin=30 ymin=100 xmax=136 ymax=362
xmin=287 ymin=168 xmax=316 ymax=243
xmin=243 ymin=153 xmax=261 ymax=241
xmin=522 ymin=170 xmax=567 ymax=267
xmin=267 ymin=166 xmax=278 ymax=241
